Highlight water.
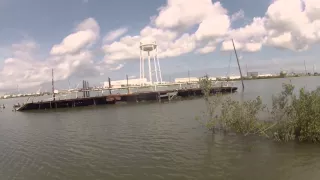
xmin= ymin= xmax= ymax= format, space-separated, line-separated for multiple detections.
xmin=1 ymin=76 xmax=320 ymax=180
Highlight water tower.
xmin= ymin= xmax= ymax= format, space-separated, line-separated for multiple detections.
xmin=139 ymin=41 xmax=163 ymax=86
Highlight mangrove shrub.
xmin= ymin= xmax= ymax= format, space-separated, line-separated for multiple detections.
xmin=198 ymin=77 xmax=320 ymax=143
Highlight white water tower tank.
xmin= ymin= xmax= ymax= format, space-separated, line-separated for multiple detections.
xmin=139 ymin=40 xmax=163 ymax=86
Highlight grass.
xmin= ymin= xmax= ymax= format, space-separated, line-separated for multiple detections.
xmin=198 ymin=75 xmax=320 ymax=143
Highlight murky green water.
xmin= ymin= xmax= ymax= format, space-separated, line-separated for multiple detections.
xmin=1 ymin=77 xmax=320 ymax=180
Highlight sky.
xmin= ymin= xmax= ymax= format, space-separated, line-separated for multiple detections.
xmin=0 ymin=0 xmax=320 ymax=93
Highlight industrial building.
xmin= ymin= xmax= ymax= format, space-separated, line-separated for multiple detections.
xmin=216 ymin=75 xmax=241 ymax=80
xmin=247 ymin=72 xmax=259 ymax=78
xmin=174 ymin=77 xmax=199 ymax=83
xmin=258 ymin=74 xmax=273 ymax=77
xmin=174 ymin=77 xmax=217 ymax=83
xmin=103 ymin=78 xmax=149 ymax=88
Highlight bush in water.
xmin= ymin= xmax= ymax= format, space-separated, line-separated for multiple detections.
xmin=198 ymin=77 xmax=320 ymax=143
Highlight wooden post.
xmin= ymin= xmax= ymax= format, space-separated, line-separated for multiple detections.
xmin=83 ymin=80 xmax=85 ymax=98
xmin=108 ymin=77 xmax=112 ymax=95
xmin=126 ymin=75 xmax=130 ymax=94
xmin=87 ymin=81 xmax=89 ymax=97
xmin=85 ymin=81 xmax=87 ymax=98
xmin=304 ymin=60 xmax=307 ymax=75
xmin=52 ymin=69 xmax=56 ymax=101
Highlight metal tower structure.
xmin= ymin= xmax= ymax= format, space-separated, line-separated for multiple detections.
xmin=139 ymin=41 xmax=163 ymax=86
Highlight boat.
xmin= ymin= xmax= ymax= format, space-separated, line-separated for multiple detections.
xmin=13 ymin=103 xmax=21 ymax=110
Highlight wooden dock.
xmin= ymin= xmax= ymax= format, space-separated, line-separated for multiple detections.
xmin=16 ymin=87 xmax=237 ymax=111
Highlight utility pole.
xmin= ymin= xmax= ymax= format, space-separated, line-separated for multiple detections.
xmin=82 ymin=80 xmax=85 ymax=98
xmin=52 ymin=69 xmax=55 ymax=101
xmin=87 ymin=81 xmax=90 ymax=97
xmin=108 ymin=77 xmax=112 ymax=95
xmin=304 ymin=60 xmax=307 ymax=75
xmin=246 ymin=64 xmax=248 ymax=76
xmin=232 ymin=39 xmax=245 ymax=91
xmin=126 ymin=75 xmax=129 ymax=87
xmin=126 ymin=74 xmax=130 ymax=94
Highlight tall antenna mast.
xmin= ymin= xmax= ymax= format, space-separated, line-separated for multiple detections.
xmin=304 ymin=60 xmax=308 ymax=75
xmin=246 ymin=64 xmax=248 ymax=75
xmin=232 ymin=39 xmax=245 ymax=91
xmin=52 ymin=69 xmax=55 ymax=101
xmin=304 ymin=60 xmax=307 ymax=75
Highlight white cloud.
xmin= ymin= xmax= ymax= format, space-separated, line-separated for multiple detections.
xmin=140 ymin=26 xmax=177 ymax=42
xmin=263 ymin=0 xmax=320 ymax=51
xmin=154 ymin=0 xmax=227 ymax=30
xmin=50 ymin=18 xmax=99 ymax=55
xmin=0 ymin=41 xmax=101 ymax=90
xmin=266 ymin=32 xmax=296 ymax=50
xmin=76 ymin=17 xmax=100 ymax=34
xmin=196 ymin=46 xmax=216 ymax=54
xmin=103 ymin=37 xmax=140 ymax=62
xmin=196 ymin=41 xmax=217 ymax=54
xmin=2 ymin=0 xmax=320 ymax=91
xmin=245 ymin=42 xmax=263 ymax=52
xmin=154 ymin=0 xmax=231 ymax=41
xmin=102 ymin=26 xmax=180 ymax=63
xmin=221 ymin=40 xmax=263 ymax=52
xmin=304 ymin=0 xmax=320 ymax=21
xmin=0 ymin=41 xmax=51 ymax=89
xmin=219 ymin=0 xmax=320 ymax=52
xmin=195 ymin=14 xmax=230 ymax=41
xmin=229 ymin=17 xmax=266 ymax=43
xmin=102 ymin=0 xmax=230 ymax=63
xmin=221 ymin=40 xmax=242 ymax=51
xmin=104 ymin=27 xmax=128 ymax=42
xmin=159 ymin=33 xmax=196 ymax=58
xmin=109 ymin=63 xmax=124 ymax=71
xmin=0 ymin=18 xmax=102 ymax=90
xmin=50 ymin=30 xmax=97 ymax=55
xmin=231 ymin=9 xmax=245 ymax=22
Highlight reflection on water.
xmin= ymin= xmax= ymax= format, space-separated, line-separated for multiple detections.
xmin=0 ymin=76 xmax=320 ymax=180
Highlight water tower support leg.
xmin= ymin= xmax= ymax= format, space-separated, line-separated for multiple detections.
xmin=148 ymin=51 xmax=152 ymax=84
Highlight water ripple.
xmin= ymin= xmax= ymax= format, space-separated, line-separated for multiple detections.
xmin=1 ymin=77 xmax=320 ymax=179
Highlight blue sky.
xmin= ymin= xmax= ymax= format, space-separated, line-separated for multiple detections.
xmin=0 ymin=0 xmax=319 ymax=92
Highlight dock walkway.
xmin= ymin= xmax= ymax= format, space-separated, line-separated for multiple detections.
xmin=17 ymin=87 xmax=237 ymax=111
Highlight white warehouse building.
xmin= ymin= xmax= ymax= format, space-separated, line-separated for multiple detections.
xmin=174 ymin=77 xmax=199 ymax=83
xmin=104 ymin=78 xmax=149 ymax=88
xmin=174 ymin=77 xmax=217 ymax=83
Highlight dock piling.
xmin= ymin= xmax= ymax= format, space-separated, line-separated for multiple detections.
xmin=126 ymin=75 xmax=130 ymax=94
xmin=108 ymin=77 xmax=112 ymax=95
